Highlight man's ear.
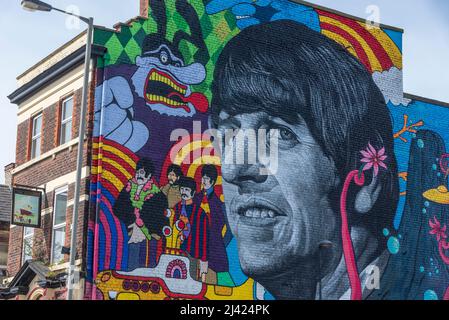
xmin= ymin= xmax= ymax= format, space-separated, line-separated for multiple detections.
xmin=354 ymin=176 xmax=382 ymax=214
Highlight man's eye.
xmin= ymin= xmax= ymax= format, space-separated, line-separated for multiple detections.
xmin=279 ymin=127 xmax=296 ymax=141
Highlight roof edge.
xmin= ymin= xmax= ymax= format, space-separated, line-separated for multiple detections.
xmin=8 ymin=45 xmax=107 ymax=106
xmin=404 ymin=93 xmax=449 ymax=108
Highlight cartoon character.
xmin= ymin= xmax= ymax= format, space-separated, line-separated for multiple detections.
xmin=206 ymin=0 xmax=321 ymax=31
xmin=132 ymin=0 xmax=210 ymax=117
xmin=193 ymin=165 xmax=230 ymax=283
xmin=161 ymin=164 xmax=184 ymax=209
xmin=174 ymin=177 xmax=198 ymax=246
xmin=113 ymin=158 xmax=169 ymax=270
xmin=93 ymin=0 xmax=211 ymax=153
xmin=162 ymin=176 xmax=198 ymax=255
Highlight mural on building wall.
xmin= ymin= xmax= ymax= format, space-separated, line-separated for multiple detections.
xmin=86 ymin=0 xmax=449 ymax=300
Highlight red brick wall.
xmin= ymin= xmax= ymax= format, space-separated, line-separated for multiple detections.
xmin=15 ymin=120 xmax=30 ymax=166
xmin=8 ymin=68 xmax=97 ymax=277
xmin=7 ymin=226 xmax=23 ymax=276
xmin=15 ymin=88 xmax=84 ymax=167
xmin=7 ymin=177 xmax=91 ymax=276
xmin=7 ymin=176 xmax=91 ymax=276
xmin=14 ymin=145 xmax=89 ymax=188
xmin=41 ymin=103 xmax=57 ymax=155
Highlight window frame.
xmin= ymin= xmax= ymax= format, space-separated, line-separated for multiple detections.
xmin=50 ymin=186 xmax=68 ymax=265
xmin=30 ymin=113 xmax=43 ymax=159
xmin=0 ymin=223 xmax=9 ymax=268
xmin=22 ymin=227 xmax=34 ymax=264
xmin=59 ymin=96 xmax=74 ymax=145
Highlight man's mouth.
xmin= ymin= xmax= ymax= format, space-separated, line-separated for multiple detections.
xmin=239 ymin=207 xmax=278 ymax=219
xmin=236 ymin=198 xmax=287 ymax=224
xmin=144 ymin=69 xmax=209 ymax=114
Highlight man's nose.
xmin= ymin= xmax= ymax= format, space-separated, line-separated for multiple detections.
xmin=222 ymin=163 xmax=270 ymax=194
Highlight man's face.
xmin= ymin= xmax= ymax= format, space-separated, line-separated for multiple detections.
xmin=202 ymin=175 xmax=214 ymax=190
xmin=167 ymin=171 xmax=179 ymax=185
xmin=180 ymin=187 xmax=194 ymax=201
xmin=135 ymin=168 xmax=151 ymax=186
xmin=216 ymin=111 xmax=341 ymax=279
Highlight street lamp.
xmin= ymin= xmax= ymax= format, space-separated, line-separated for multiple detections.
xmin=21 ymin=0 xmax=52 ymax=12
xmin=21 ymin=0 xmax=94 ymax=301
xmin=318 ymin=240 xmax=334 ymax=300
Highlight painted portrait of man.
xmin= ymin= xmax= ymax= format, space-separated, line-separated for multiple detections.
xmin=210 ymin=20 xmax=399 ymax=300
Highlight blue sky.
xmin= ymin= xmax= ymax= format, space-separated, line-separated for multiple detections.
xmin=0 ymin=0 xmax=448 ymax=182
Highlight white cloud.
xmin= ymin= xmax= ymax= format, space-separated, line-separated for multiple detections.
xmin=372 ymin=67 xmax=411 ymax=106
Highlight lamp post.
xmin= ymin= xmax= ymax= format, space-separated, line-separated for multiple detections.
xmin=318 ymin=240 xmax=334 ymax=300
xmin=21 ymin=0 xmax=94 ymax=301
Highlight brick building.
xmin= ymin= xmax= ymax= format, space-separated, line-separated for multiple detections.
xmin=1 ymin=31 xmax=105 ymax=300
xmin=2 ymin=0 xmax=449 ymax=300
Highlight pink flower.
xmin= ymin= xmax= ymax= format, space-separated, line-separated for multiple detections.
xmin=360 ymin=143 xmax=388 ymax=177
xmin=429 ymin=216 xmax=447 ymax=242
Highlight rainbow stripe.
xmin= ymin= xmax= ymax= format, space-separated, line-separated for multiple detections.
xmin=318 ymin=10 xmax=402 ymax=73
xmin=91 ymin=137 xmax=138 ymax=276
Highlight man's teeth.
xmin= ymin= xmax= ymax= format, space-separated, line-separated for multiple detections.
xmin=243 ymin=209 xmax=276 ymax=218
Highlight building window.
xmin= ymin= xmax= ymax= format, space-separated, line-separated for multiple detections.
xmin=60 ymin=97 xmax=73 ymax=145
xmin=51 ymin=187 xmax=68 ymax=264
xmin=22 ymin=227 xmax=34 ymax=263
xmin=30 ymin=113 xmax=42 ymax=159
xmin=0 ymin=223 xmax=9 ymax=268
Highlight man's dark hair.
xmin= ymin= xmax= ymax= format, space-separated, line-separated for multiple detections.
xmin=201 ymin=165 xmax=218 ymax=186
xmin=179 ymin=176 xmax=197 ymax=194
xmin=136 ymin=158 xmax=155 ymax=177
xmin=210 ymin=20 xmax=399 ymax=247
xmin=167 ymin=164 xmax=183 ymax=179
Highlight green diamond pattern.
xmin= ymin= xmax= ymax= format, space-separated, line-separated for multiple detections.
xmin=93 ymin=0 xmax=240 ymax=100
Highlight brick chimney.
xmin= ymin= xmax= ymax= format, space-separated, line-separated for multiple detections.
xmin=140 ymin=0 xmax=149 ymax=18
xmin=4 ymin=163 xmax=15 ymax=187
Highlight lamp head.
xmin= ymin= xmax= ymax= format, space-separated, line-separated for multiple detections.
xmin=21 ymin=0 xmax=52 ymax=12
